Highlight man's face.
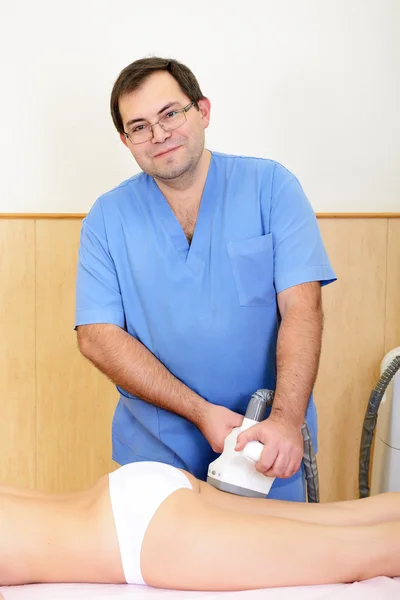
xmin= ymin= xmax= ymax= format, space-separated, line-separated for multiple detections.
xmin=119 ymin=71 xmax=211 ymax=181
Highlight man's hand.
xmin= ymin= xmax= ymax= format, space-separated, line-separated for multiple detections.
xmin=235 ymin=416 xmax=303 ymax=478
xmin=198 ymin=404 xmax=244 ymax=453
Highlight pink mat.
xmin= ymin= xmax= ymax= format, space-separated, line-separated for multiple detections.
xmin=1 ymin=578 xmax=400 ymax=599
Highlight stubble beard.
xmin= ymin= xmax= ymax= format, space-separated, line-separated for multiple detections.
xmin=149 ymin=139 xmax=205 ymax=182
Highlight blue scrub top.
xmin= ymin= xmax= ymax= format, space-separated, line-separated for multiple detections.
xmin=75 ymin=151 xmax=336 ymax=501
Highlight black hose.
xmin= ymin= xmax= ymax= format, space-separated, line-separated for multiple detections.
xmin=302 ymin=421 xmax=319 ymax=503
xmin=359 ymin=355 xmax=400 ymax=498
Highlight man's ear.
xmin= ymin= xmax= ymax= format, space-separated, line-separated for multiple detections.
xmin=120 ymin=132 xmax=129 ymax=148
xmin=197 ymin=97 xmax=211 ymax=129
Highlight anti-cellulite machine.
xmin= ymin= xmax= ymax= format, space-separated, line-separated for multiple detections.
xmin=207 ymin=390 xmax=275 ymax=498
xmin=207 ymin=389 xmax=319 ymax=501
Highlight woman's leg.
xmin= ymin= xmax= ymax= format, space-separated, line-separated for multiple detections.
xmin=197 ymin=479 xmax=400 ymax=527
xmin=140 ymin=488 xmax=400 ymax=591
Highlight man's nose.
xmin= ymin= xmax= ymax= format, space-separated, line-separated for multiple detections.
xmin=150 ymin=123 xmax=171 ymax=144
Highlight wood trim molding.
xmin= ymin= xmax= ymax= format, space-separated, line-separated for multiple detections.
xmin=1 ymin=212 xmax=400 ymax=219
xmin=0 ymin=214 xmax=87 ymax=219
xmin=316 ymin=213 xmax=400 ymax=219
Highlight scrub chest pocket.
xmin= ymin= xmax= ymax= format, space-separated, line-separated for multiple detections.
xmin=227 ymin=234 xmax=276 ymax=307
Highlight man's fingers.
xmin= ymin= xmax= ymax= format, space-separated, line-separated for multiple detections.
xmin=282 ymin=464 xmax=296 ymax=478
xmin=266 ymin=449 xmax=302 ymax=478
xmin=235 ymin=422 xmax=304 ymax=479
xmin=256 ymin=443 xmax=278 ymax=474
xmin=284 ymin=455 xmax=302 ymax=478
xmin=264 ymin=451 xmax=290 ymax=478
xmin=235 ymin=429 xmax=253 ymax=451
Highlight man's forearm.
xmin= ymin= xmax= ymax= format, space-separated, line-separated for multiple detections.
xmin=77 ymin=324 xmax=209 ymax=427
xmin=271 ymin=301 xmax=324 ymax=428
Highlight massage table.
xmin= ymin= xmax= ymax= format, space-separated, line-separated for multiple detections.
xmin=1 ymin=577 xmax=400 ymax=599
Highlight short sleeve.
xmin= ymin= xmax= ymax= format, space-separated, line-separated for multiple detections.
xmin=75 ymin=199 xmax=125 ymax=329
xmin=270 ymin=163 xmax=337 ymax=294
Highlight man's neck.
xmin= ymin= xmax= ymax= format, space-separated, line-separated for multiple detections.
xmin=155 ymin=149 xmax=211 ymax=211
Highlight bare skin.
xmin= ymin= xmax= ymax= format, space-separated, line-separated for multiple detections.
xmin=1 ymin=465 xmax=400 ymax=591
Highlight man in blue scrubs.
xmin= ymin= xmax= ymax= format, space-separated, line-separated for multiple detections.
xmin=75 ymin=57 xmax=336 ymax=502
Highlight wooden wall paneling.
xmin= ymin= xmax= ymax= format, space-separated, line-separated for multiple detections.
xmin=0 ymin=220 xmax=36 ymax=488
xmin=314 ymin=219 xmax=388 ymax=502
xmin=385 ymin=219 xmax=400 ymax=354
xmin=35 ymin=219 xmax=117 ymax=493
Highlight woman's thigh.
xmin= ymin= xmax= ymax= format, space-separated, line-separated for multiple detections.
xmin=139 ymin=487 xmax=376 ymax=591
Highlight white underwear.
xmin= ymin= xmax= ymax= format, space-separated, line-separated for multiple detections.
xmin=108 ymin=461 xmax=193 ymax=585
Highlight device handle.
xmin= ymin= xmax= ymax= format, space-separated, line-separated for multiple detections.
xmin=241 ymin=440 xmax=264 ymax=463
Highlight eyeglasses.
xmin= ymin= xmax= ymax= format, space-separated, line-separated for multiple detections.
xmin=124 ymin=102 xmax=195 ymax=144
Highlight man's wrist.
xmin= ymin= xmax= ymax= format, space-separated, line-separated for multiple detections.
xmin=188 ymin=394 xmax=211 ymax=430
xmin=270 ymin=405 xmax=304 ymax=429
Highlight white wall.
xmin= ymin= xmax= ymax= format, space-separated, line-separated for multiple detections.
xmin=0 ymin=0 xmax=399 ymax=213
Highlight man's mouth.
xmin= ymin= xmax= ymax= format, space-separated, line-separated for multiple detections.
xmin=153 ymin=146 xmax=181 ymax=158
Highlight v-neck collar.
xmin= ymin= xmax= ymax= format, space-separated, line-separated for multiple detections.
xmin=148 ymin=151 xmax=218 ymax=274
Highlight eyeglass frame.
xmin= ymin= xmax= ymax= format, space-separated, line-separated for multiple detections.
xmin=123 ymin=101 xmax=196 ymax=145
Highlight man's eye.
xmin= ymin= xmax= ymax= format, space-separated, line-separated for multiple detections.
xmin=132 ymin=124 xmax=147 ymax=133
xmin=164 ymin=111 xmax=178 ymax=119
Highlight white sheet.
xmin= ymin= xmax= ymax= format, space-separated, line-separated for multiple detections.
xmin=1 ymin=578 xmax=400 ymax=599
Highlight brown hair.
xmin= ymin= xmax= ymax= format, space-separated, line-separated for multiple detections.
xmin=110 ymin=57 xmax=206 ymax=134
